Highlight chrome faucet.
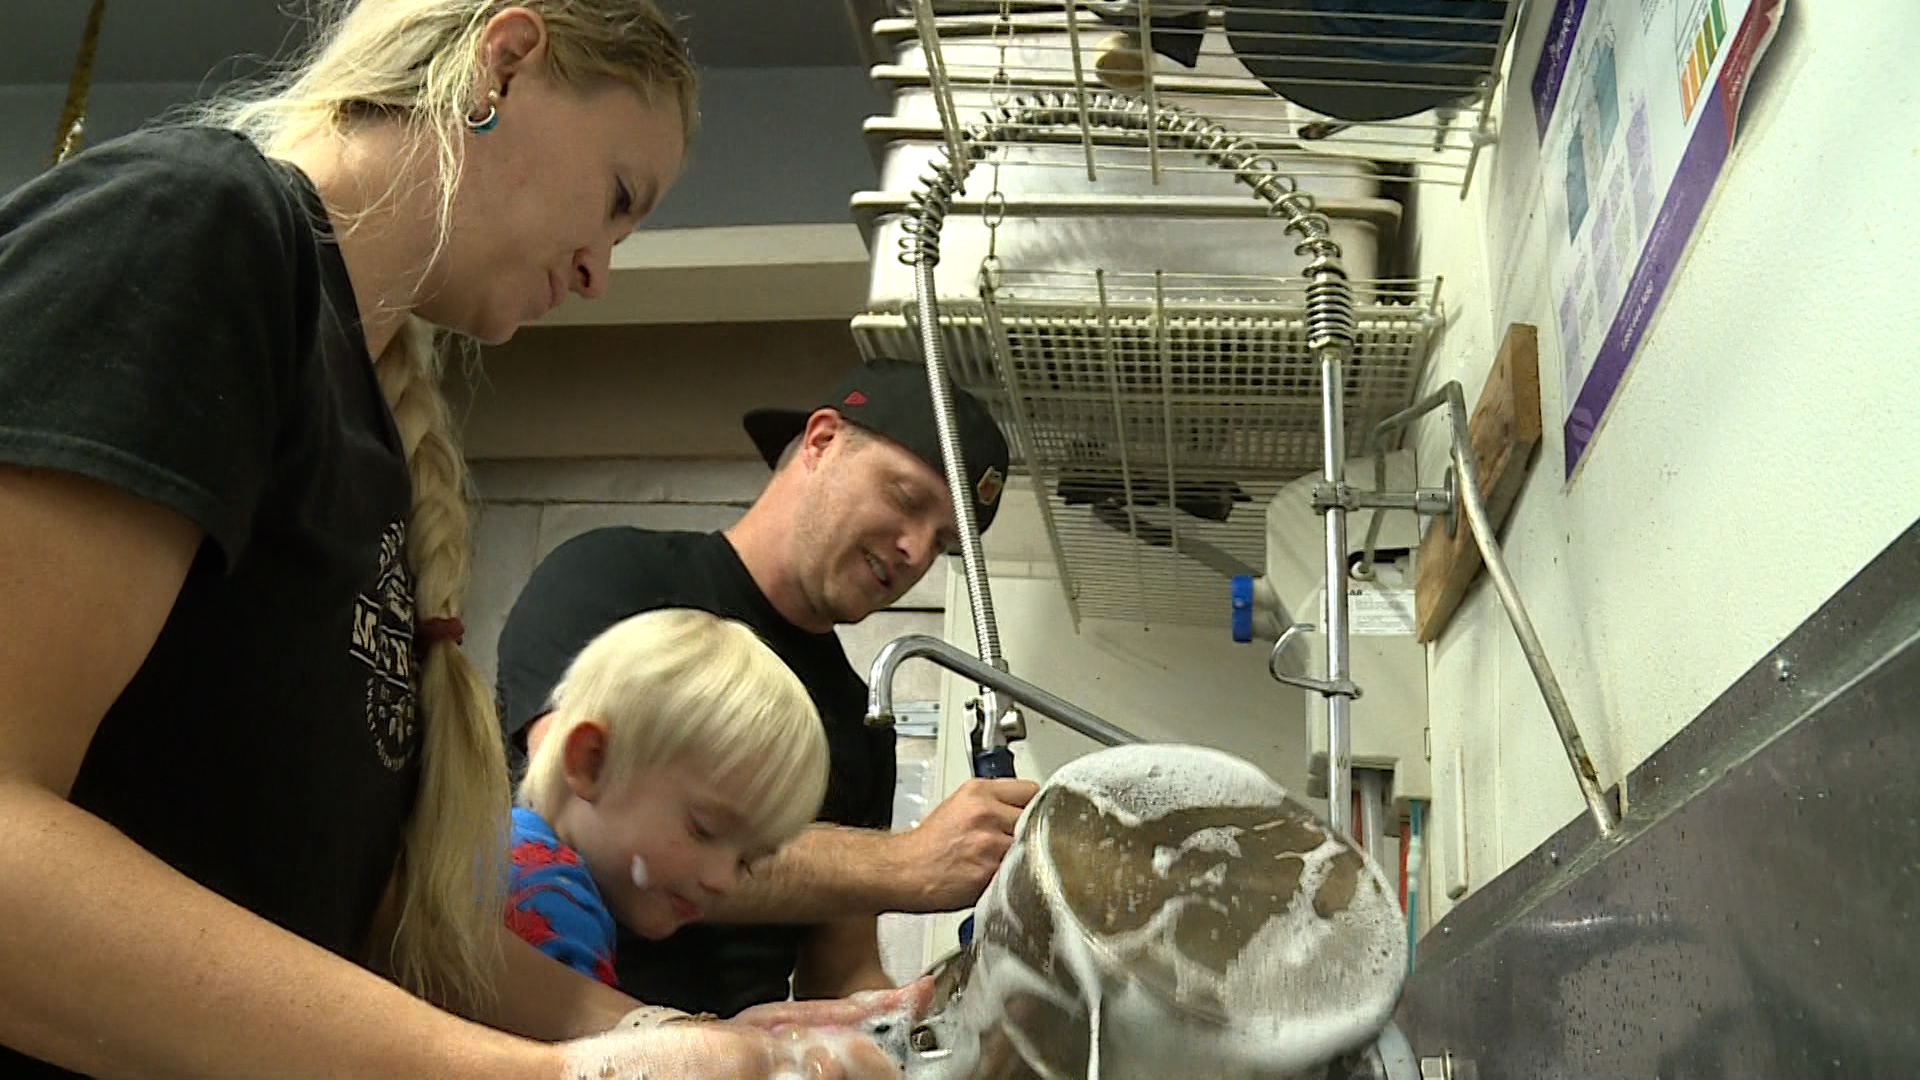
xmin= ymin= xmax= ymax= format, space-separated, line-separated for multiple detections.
xmin=864 ymin=634 xmax=1142 ymax=749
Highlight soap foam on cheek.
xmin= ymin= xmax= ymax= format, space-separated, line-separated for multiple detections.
xmin=630 ymin=855 xmax=649 ymax=890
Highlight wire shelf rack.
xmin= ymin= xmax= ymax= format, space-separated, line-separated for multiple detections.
xmin=874 ymin=0 xmax=1523 ymax=193
xmin=851 ymin=270 xmax=1441 ymax=627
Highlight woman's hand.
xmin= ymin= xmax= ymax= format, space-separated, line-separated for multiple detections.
xmin=555 ymin=1020 xmax=901 ymax=1080
xmin=566 ymin=980 xmax=936 ymax=1080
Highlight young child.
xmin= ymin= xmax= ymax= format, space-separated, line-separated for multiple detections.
xmin=505 ymin=607 xmax=828 ymax=987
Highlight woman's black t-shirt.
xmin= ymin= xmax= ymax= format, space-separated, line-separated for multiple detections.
xmin=0 ymin=126 xmax=423 ymax=1077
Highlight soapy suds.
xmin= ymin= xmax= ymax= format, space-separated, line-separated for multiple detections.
xmin=1073 ymin=826 xmax=1402 ymax=1019
xmin=906 ymin=744 xmax=1406 ymax=1079
xmin=1085 ymin=989 xmax=1101 ymax=1080
xmin=768 ymin=1027 xmax=891 ymax=1080
xmin=629 ymin=855 xmax=649 ymax=890
xmin=1077 ymin=822 xmax=1401 ymax=1074
xmin=1047 ymin=743 xmax=1285 ymax=826
xmin=850 ymin=997 xmax=917 ymax=1066
xmin=560 ymin=1013 xmax=901 ymax=1080
xmin=909 ymin=840 xmax=1080 ymax=1080
xmin=1150 ymin=824 xmax=1244 ymax=876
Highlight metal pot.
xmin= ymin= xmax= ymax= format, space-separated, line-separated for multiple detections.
xmin=903 ymin=745 xmax=1407 ymax=1079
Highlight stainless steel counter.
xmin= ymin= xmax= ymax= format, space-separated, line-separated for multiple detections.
xmin=1394 ymin=516 xmax=1920 ymax=1079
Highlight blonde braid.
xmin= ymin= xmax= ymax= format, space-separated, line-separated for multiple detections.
xmin=189 ymin=0 xmax=699 ymax=1008
xmin=374 ymin=317 xmax=507 ymax=1009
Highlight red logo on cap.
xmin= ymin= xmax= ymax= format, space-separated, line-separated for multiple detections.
xmin=976 ymin=466 xmax=1005 ymax=507
xmin=843 ymin=391 xmax=868 ymax=406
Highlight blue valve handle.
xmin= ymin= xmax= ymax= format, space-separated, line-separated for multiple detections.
xmin=1231 ymin=573 xmax=1255 ymax=643
xmin=958 ymin=745 xmax=1017 ymax=946
xmin=972 ymin=746 xmax=1016 ymax=779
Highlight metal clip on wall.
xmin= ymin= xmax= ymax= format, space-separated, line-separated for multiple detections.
xmin=1365 ymin=386 xmax=1620 ymax=838
xmin=1265 ymin=383 xmax=1620 ymax=840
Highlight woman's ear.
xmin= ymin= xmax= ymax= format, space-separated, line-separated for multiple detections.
xmin=479 ymin=6 xmax=550 ymax=95
xmin=560 ymin=718 xmax=611 ymax=802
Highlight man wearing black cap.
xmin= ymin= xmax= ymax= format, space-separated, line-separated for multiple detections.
xmin=492 ymin=358 xmax=1037 ymax=1018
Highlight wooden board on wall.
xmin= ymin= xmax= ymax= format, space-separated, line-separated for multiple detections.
xmin=1415 ymin=324 xmax=1543 ymax=643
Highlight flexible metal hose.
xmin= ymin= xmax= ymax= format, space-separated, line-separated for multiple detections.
xmin=900 ymin=90 xmax=1352 ymax=280
xmin=898 ymin=89 xmax=1358 ymax=756
xmin=910 ymin=255 xmax=1013 ymax=743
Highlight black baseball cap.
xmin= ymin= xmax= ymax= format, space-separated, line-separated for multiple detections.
xmin=743 ymin=358 xmax=1012 ymax=532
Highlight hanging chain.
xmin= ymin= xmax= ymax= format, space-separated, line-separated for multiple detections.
xmin=48 ymin=0 xmax=108 ymax=168
xmin=980 ymin=0 xmax=1015 ymax=293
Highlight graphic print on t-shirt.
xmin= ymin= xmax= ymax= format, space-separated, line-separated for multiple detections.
xmin=351 ymin=519 xmax=418 ymax=771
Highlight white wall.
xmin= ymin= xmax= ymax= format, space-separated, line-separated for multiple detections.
xmin=1408 ymin=0 xmax=1920 ymax=922
xmin=926 ymin=478 xmax=1308 ymax=794
xmin=467 ymin=459 xmax=764 ymax=685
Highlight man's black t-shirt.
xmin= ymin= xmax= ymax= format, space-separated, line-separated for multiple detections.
xmin=495 ymin=527 xmax=897 ymax=1017
xmin=0 ymin=128 xmax=420 ymax=1076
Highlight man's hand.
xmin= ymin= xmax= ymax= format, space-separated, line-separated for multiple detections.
xmin=693 ymin=778 xmax=1039 ymax=924
xmin=895 ymin=777 xmax=1039 ymax=913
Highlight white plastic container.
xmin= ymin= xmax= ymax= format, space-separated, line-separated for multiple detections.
xmin=863 ymin=207 xmax=1387 ymax=309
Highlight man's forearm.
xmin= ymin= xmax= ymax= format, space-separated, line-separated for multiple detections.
xmin=704 ymin=824 xmax=918 ymax=923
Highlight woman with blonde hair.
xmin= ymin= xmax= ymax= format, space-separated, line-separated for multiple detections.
xmin=507 ymin=610 xmax=830 ymax=984
xmin=0 ymin=1 xmax=914 ymax=1077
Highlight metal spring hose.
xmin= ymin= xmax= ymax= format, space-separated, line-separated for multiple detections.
xmin=894 ymin=89 xmax=1358 ymax=747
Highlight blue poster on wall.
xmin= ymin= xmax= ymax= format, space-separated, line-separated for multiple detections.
xmin=1532 ymin=0 xmax=1787 ymax=478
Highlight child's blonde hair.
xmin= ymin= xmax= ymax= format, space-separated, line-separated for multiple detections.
xmin=187 ymin=0 xmax=697 ymax=1009
xmin=519 ymin=609 xmax=829 ymax=855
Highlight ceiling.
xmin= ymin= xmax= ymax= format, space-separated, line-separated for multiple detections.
xmin=13 ymin=0 xmax=872 ymax=88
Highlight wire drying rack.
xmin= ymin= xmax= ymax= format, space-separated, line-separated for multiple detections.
xmin=871 ymin=0 xmax=1524 ymax=196
xmin=851 ymin=270 xmax=1442 ymax=628
xmin=849 ymin=0 xmax=1509 ymax=628
xmin=852 ymin=3 xmax=1627 ymax=846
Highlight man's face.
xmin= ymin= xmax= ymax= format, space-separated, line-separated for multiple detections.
xmin=791 ymin=420 xmax=960 ymax=626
